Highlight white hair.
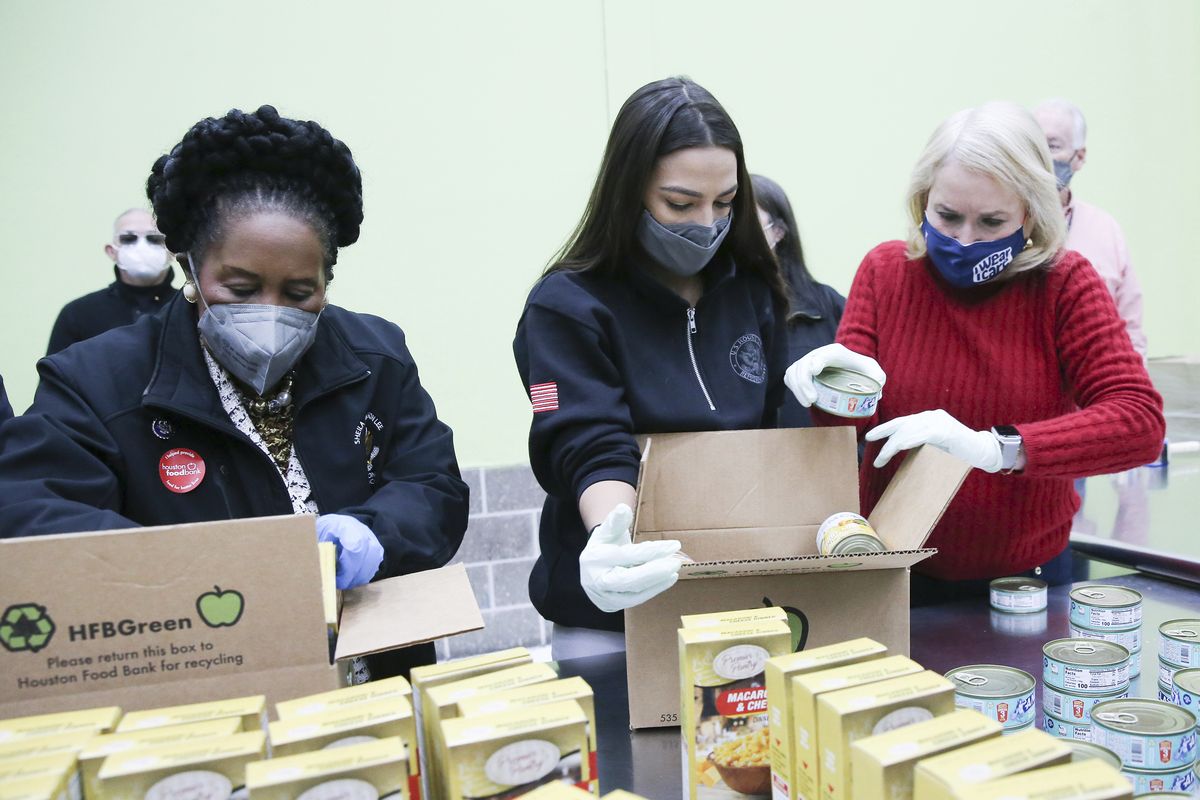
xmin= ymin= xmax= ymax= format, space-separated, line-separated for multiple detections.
xmin=1035 ymin=98 xmax=1087 ymax=149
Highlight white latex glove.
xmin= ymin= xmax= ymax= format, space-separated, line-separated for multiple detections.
xmin=783 ymin=343 xmax=887 ymax=407
xmin=865 ymin=409 xmax=1003 ymax=472
xmin=579 ymin=504 xmax=682 ymax=613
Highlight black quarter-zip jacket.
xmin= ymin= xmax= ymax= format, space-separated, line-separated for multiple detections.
xmin=47 ymin=267 xmax=177 ymax=355
xmin=513 ymin=253 xmax=787 ymax=631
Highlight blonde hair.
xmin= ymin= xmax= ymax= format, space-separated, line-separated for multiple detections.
xmin=905 ymin=102 xmax=1067 ymax=275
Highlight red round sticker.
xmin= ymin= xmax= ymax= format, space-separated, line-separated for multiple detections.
xmin=159 ymin=448 xmax=206 ymax=494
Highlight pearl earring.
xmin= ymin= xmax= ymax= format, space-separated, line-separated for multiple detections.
xmin=182 ymin=282 xmax=199 ymax=304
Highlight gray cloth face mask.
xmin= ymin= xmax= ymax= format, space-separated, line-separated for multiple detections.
xmin=636 ymin=210 xmax=733 ymax=277
xmin=188 ymin=259 xmax=321 ymax=396
xmin=1053 ymin=158 xmax=1074 ymax=189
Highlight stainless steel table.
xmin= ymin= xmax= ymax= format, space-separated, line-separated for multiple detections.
xmin=557 ymin=569 xmax=1200 ymax=799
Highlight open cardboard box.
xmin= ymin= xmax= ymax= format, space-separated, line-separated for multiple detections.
xmin=625 ymin=427 xmax=969 ymax=729
xmin=0 ymin=516 xmax=483 ymax=719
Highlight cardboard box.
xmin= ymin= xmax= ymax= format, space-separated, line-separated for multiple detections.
xmin=0 ymin=708 xmax=121 ymax=744
xmin=268 ymin=695 xmax=416 ymax=757
xmin=956 ymin=761 xmax=1132 ymax=800
xmin=625 ymin=430 xmax=969 ymax=729
xmin=95 ymin=729 xmax=266 ymax=799
xmin=0 ymin=773 xmax=72 ymax=800
xmin=456 ymin=677 xmax=598 ymax=794
xmin=849 ymin=709 xmax=1002 ymax=800
xmin=765 ymin=637 xmax=888 ymax=800
xmin=245 ymin=736 xmax=409 ymax=799
xmin=680 ymin=607 xmax=788 ymax=628
xmin=0 ymin=730 xmax=99 ymax=764
xmin=680 ymin=620 xmax=792 ymax=800
xmin=790 ymin=655 xmax=924 ymax=800
xmin=0 ymin=516 xmax=483 ymax=719
xmin=441 ymin=700 xmax=592 ymax=799
xmin=79 ymin=717 xmax=243 ymax=800
xmin=0 ymin=753 xmax=80 ymax=800
xmin=114 ymin=694 xmax=266 ymax=734
xmin=816 ymin=670 xmax=956 ymax=800
xmin=912 ymin=728 xmax=1071 ymax=800
xmin=275 ymin=675 xmax=412 ymax=720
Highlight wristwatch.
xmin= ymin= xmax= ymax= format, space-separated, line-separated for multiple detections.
xmin=991 ymin=425 xmax=1023 ymax=473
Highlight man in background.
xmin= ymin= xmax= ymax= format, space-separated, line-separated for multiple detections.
xmin=47 ymin=208 xmax=176 ymax=355
xmin=1035 ymin=98 xmax=1147 ymax=357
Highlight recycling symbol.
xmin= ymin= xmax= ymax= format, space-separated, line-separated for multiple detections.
xmin=0 ymin=603 xmax=56 ymax=653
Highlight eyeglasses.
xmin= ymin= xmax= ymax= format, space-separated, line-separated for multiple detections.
xmin=118 ymin=232 xmax=167 ymax=246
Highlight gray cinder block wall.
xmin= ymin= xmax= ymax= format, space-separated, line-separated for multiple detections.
xmin=436 ymin=465 xmax=551 ymax=661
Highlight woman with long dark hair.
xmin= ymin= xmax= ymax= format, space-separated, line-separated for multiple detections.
xmin=513 ymin=77 xmax=789 ymax=659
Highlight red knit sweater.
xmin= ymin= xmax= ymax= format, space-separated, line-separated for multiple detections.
xmin=819 ymin=241 xmax=1164 ymax=580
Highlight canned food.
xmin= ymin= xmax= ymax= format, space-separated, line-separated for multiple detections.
xmin=1159 ymin=681 xmax=1176 ymax=703
xmin=1091 ymin=699 xmax=1198 ymax=770
xmin=1124 ymin=764 xmax=1197 ymax=795
xmin=945 ymin=665 xmax=1035 ymax=729
xmin=812 ymin=367 xmax=882 ymax=419
xmin=816 ymin=512 xmax=885 ymax=555
xmin=990 ymin=609 xmax=1048 ymax=637
xmin=1160 ymin=620 xmax=1200 ymax=668
xmin=989 ymin=577 xmax=1048 ymax=614
xmin=1069 ymin=585 xmax=1143 ymax=630
xmin=1171 ymin=669 xmax=1200 ymax=714
xmin=1069 ymin=624 xmax=1143 ymax=655
xmin=1043 ymin=639 xmax=1131 ymax=692
xmin=1132 ymin=794 xmax=1194 ymax=800
xmin=1042 ymin=712 xmax=1091 ymax=740
xmin=1001 ymin=721 xmax=1034 ymax=736
xmin=1066 ymin=740 xmax=1123 ymax=770
xmin=1042 ymin=684 xmax=1128 ymax=723
xmin=1160 ymin=658 xmax=1186 ymax=687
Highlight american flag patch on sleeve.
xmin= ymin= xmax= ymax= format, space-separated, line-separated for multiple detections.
xmin=530 ymin=381 xmax=559 ymax=413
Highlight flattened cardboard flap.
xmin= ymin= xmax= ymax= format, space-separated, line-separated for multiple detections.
xmin=867 ymin=445 xmax=971 ymax=550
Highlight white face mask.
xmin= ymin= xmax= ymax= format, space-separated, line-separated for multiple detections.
xmin=116 ymin=240 xmax=170 ymax=281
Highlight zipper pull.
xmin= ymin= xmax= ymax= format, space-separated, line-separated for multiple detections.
xmin=687 ymin=307 xmax=697 ymax=334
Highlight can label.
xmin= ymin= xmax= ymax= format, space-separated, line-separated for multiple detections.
xmin=1043 ymin=656 xmax=1129 ymax=692
xmin=1069 ymin=599 xmax=1142 ymax=629
xmin=1070 ymin=625 xmax=1143 ymax=654
xmin=1041 ymin=685 xmax=1128 ymax=722
xmin=1172 ymin=681 xmax=1199 ymax=712
xmin=990 ymin=585 xmax=1047 ymax=613
xmin=955 ymin=692 xmax=1035 ymax=729
xmin=1160 ymin=626 xmax=1199 ymax=667
xmin=1042 ymin=712 xmax=1091 ymax=741
xmin=1124 ymin=764 xmax=1197 ymax=795
xmin=816 ymin=513 xmax=883 ymax=556
xmin=1159 ymin=683 xmax=1176 ymax=703
xmin=1160 ymin=661 xmax=1183 ymax=686
xmin=812 ymin=371 xmax=881 ymax=419
xmin=1092 ymin=722 xmax=1197 ymax=770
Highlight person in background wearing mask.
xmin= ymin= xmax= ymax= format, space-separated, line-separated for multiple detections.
xmin=786 ymin=102 xmax=1163 ymax=604
xmin=752 ymin=174 xmax=844 ymax=427
xmin=47 ymin=208 xmax=177 ymax=355
xmin=514 ymin=77 xmax=789 ymax=659
xmin=0 ymin=375 xmax=12 ymax=424
xmin=0 ymin=105 xmax=468 ymax=679
xmin=1034 ymin=98 xmax=1146 ymax=358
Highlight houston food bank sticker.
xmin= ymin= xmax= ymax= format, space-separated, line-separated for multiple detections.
xmin=159 ymin=448 xmax=206 ymax=493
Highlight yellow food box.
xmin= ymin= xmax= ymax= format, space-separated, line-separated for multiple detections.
xmin=517 ymin=782 xmax=594 ymax=799
xmin=114 ymin=694 xmax=266 ymax=734
xmin=0 ymin=753 xmax=80 ymax=800
xmin=816 ymin=670 xmax=956 ymax=800
xmin=911 ymin=727 xmax=1071 ymax=800
xmin=268 ymin=695 xmax=416 ymax=761
xmin=957 ymin=761 xmax=1132 ymax=800
xmin=0 ymin=773 xmax=72 ymax=800
xmin=276 ymin=675 xmax=413 ymax=720
xmin=246 ymin=735 xmax=409 ymax=799
xmin=0 ymin=730 xmax=99 ymax=765
xmin=0 ymin=708 xmax=121 ymax=744
xmin=426 ymin=662 xmax=559 ymax=800
xmin=765 ymin=638 xmax=889 ymax=800
xmin=600 ymin=793 xmax=651 ymax=800
xmin=790 ymin=654 xmax=923 ymax=800
xmin=456 ymin=677 xmax=598 ymax=793
xmin=441 ymin=700 xmax=592 ymax=799
xmin=79 ymin=717 xmax=243 ymax=800
xmin=681 ymin=606 xmax=788 ymax=628
xmin=849 ymin=708 xmax=1002 ymax=800
xmin=679 ymin=620 xmax=792 ymax=800
xmin=410 ymin=647 xmax=531 ymax=799
xmin=95 ymin=729 xmax=266 ymax=800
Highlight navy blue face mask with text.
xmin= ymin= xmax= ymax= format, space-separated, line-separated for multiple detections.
xmin=921 ymin=215 xmax=1028 ymax=288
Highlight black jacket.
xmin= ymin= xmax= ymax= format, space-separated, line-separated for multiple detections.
xmin=47 ymin=267 xmax=177 ymax=355
xmin=513 ymin=254 xmax=787 ymax=631
xmin=777 ymin=281 xmax=846 ymax=428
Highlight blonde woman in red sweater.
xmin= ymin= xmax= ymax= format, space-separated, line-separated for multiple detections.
xmin=785 ymin=101 xmax=1164 ymax=604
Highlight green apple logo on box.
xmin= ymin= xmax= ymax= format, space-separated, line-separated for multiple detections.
xmin=0 ymin=603 xmax=56 ymax=653
xmin=195 ymin=587 xmax=244 ymax=628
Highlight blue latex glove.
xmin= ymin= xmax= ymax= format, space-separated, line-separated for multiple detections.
xmin=316 ymin=514 xmax=385 ymax=589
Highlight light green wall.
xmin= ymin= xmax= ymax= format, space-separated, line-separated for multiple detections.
xmin=1 ymin=1 xmax=1196 ymax=467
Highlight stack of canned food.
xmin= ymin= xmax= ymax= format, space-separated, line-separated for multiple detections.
xmin=946 ymin=664 xmax=1036 ymax=735
xmin=1091 ymin=698 xmax=1198 ymax=794
xmin=988 ymin=577 xmax=1050 ymax=637
xmin=1161 ymin=619 xmax=1200 ymax=703
xmin=1042 ymin=637 xmax=1131 ymax=740
xmin=1068 ymin=584 xmax=1144 ymax=678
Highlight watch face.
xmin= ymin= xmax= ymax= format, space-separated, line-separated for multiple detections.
xmin=993 ymin=425 xmax=1021 ymax=439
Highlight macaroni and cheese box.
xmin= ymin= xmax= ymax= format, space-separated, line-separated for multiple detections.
xmin=114 ymin=695 xmax=265 ymax=734
xmin=426 ymin=663 xmax=559 ymax=800
xmin=765 ymin=638 xmax=889 ymax=800
xmin=95 ymin=729 xmax=266 ymax=800
xmin=267 ymin=695 xmax=416 ymax=760
xmin=456 ymin=677 xmax=597 ymax=793
xmin=0 ymin=773 xmax=72 ymax=800
xmin=276 ymin=675 xmax=412 ymax=720
xmin=816 ymin=670 xmax=956 ymax=800
xmin=441 ymin=700 xmax=592 ymax=799
xmin=600 ymin=793 xmax=650 ymax=800
xmin=319 ymin=540 xmax=340 ymax=654
xmin=79 ymin=717 xmax=242 ymax=800
xmin=911 ymin=728 xmax=1071 ymax=800
xmin=681 ymin=607 xmax=788 ymax=629
xmin=679 ymin=620 xmax=792 ymax=800
xmin=0 ymin=753 xmax=80 ymax=800
xmin=0 ymin=708 xmax=121 ymax=744
xmin=518 ymin=782 xmax=593 ymax=799
xmin=0 ymin=730 xmax=99 ymax=764
xmin=956 ymin=761 xmax=1132 ymax=800
xmin=791 ymin=655 xmax=923 ymax=800
xmin=849 ymin=709 xmax=1001 ymax=800
xmin=246 ymin=736 xmax=409 ymax=799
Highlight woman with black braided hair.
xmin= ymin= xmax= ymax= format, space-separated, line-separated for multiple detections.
xmin=0 ymin=105 xmax=468 ymax=677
